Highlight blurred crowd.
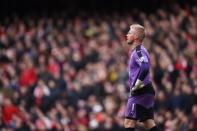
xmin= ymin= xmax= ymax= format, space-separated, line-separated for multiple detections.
xmin=0 ymin=4 xmax=197 ymax=131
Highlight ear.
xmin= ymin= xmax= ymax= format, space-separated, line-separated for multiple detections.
xmin=133 ymin=34 xmax=139 ymax=41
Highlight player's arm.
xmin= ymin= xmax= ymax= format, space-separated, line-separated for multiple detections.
xmin=132 ymin=49 xmax=149 ymax=92
xmin=133 ymin=61 xmax=149 ymax=89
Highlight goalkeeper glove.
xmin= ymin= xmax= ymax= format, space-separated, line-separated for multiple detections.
xmin=131 ymin=79 xmax=144 ymax=93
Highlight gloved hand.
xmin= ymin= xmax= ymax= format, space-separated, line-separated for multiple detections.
xmin=131 ymin=79 xmax=144 ymax=93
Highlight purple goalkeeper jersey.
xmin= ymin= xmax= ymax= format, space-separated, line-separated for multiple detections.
xmin=128 ymin=44 xmax=151 ymax=90
xmin=125 ymin=44 xmax=155 ymax=119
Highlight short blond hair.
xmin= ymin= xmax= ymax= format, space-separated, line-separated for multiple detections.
xmin=130 ymin=24 xmax=145 ymax=42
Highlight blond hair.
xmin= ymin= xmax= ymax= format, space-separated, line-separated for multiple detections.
xmin=130 ymin=24 xmax=145 ymax=42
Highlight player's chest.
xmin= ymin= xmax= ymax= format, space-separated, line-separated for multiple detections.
xmin=128 ymin=56 xmax=138 ymax=70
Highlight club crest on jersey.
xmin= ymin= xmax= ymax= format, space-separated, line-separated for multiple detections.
xmin=138 ymin=56 xmax=144 ymax=62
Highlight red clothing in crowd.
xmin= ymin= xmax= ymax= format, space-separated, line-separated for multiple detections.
xmin=19 ymin=67 xmax=37 ymax=87
xmin=2 ymin=104 xmax=23 ymax=125
xmin=48 ymin=63 xmax=60 ymax=76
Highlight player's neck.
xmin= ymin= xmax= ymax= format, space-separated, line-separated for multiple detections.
xmin=131 ymin=41 xmax=142 ymax=50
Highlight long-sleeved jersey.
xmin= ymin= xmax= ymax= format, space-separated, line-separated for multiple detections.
xmin=128 ymin=44 xmax=151 ymax=90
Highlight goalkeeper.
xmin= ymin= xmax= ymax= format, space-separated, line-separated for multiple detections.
xmin=124 ymin=24 xmax=158 ymax=131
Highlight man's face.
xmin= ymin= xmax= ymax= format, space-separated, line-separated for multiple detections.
xmin=126 ymin=28 xmax=136 ymax=45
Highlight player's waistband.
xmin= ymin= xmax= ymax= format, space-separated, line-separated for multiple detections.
xmin=130 ymin=83 xmax=155 ymax=96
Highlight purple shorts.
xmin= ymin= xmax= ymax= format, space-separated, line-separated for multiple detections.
xmin=125 ymin=94 xmax=155 ymax=121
